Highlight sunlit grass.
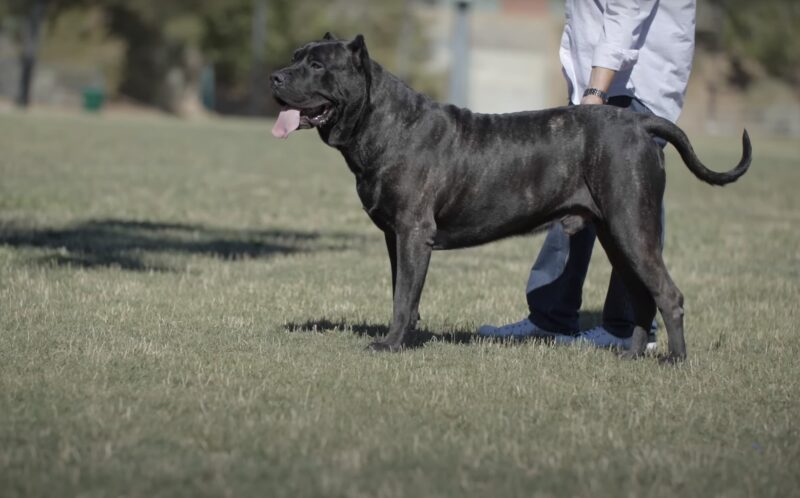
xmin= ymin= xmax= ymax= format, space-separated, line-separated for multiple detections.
xmin=1 ymin=110 xmax=798 ymax=497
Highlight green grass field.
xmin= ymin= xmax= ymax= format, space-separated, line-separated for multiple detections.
xmin=1 ymin=110 xmax=798 ymax=497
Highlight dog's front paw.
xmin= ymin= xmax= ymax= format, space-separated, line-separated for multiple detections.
xmin=619 ymin=349 xmax=645 ymax=360
xmin=366 ymin=340 xmax=402 ymax=353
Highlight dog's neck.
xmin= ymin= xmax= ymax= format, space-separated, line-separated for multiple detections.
xmin=334 ymin=61 xmax=434 ymax=177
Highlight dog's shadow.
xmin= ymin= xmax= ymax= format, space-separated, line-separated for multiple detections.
xmin=284 ymin=318 xmax=475 ymax=349
xmin=284 ymin=311 xmax=675 ymax=362
xmin=284 ymin=312 xmax=605 ymax=349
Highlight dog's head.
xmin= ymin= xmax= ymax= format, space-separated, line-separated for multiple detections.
xmin=271 ymin=33 xmax=371 ymax=145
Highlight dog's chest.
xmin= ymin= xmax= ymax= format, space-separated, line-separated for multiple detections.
xmin=355 ymin=177 xmax=396 ymax=231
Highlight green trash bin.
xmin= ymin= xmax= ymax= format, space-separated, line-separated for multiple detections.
xmin=82 ymin=86 xmax=105 ymax=112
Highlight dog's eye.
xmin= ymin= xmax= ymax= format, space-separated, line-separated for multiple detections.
xmin=309 ymin=61 xmax=325 ymax=71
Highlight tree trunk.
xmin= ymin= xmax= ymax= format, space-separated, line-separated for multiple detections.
xmin=17 ymin=0 xmax=49 ymax=108
xmin=250 ymin=0 xmax=268 ymax=115
xmin=168 ymin=46 xmax=207 ymax=119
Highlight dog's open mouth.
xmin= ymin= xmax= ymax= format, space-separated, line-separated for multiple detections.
xmin=272 ymin=101 xmax=334 ymax=139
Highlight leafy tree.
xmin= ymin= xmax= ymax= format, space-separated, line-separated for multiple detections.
xmin=710 ymin=0 xmax=800 ymax=88
xmin=2 ymin=0 xmax=97 ymax=108
xmin=5 ymin=0 xmax=49 ymax=107
xmin=4 ymin=0 xmax=431 ymax=114
xmin=201 ymin=0 xmax=432 ymax=114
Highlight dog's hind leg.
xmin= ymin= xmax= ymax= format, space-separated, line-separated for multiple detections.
xmin=596 ymin=217 xmax=686 ymax=362
xmin=594 ymin=225 xmax=658 ymax=359
xmin=369 ymin=227 xmax=433 ymax=352
xmin=627 ymin=325 xmax=651 ymax=358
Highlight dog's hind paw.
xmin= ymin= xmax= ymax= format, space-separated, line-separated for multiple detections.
xmin=619 ymin=349 xmax=645 ymax=360
xmin=657 ymin=352 xmax=687 ymax=365
xmin=366 ymin=340 xmax=402 ymax=353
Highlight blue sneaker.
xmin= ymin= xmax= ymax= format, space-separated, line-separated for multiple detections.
xmin=477 ymin=317 xmax=559 ymax=339
xmin=559 ymin=326 xmax=658 ymax=352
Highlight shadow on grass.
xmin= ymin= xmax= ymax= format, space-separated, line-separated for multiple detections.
xmin=284 ymin=318 xmax=475 ymax=349
xmin=286 ymin=312 xmax=673 ymax=361
xmin=0 ymin=218 xmax=366 ymax=272
xmin=285 ymin=310 xmax=623 ymax=350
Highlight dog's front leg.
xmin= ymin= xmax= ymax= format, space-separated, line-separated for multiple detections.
xmin=369 ymin=228 xmax=432 ymax=352
xmin=384 ymin=229 xmax=422 ymax=326
xmin=384 ymin=230 xmax=398 ymax=298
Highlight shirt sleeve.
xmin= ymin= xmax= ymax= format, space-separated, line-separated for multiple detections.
xmin=592 ymin=0 xmax=658 ymax=71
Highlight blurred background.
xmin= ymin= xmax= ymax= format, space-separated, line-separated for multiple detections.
xmin=0 ymin=0 xmax=798 ymax=136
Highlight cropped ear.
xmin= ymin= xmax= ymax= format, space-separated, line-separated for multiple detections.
xmin=347 ymin=34 xmax=369 ymax=69
xmin=322 ymin=34 xmax=371 ymax=146
xmin=322 ymin=32 xmax=337 ymax=41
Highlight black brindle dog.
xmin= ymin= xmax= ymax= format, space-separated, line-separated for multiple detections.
xmin=271 ymin=34 xmax=751 ymax=361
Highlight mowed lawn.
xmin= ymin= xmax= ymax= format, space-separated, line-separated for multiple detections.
xmin=1 ymin=110 xmax=798 ymax=498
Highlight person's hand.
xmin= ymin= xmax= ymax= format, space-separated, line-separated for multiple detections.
xmin=580 ymin=94 xmax=605 ymax=105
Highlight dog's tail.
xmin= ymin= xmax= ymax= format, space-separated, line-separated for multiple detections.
xmin=640 ymin=115 xmax=752 ymax=186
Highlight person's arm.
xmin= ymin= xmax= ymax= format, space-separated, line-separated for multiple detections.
xmin=581 ymin=67 xmax=616 ymax=105
xmin=582 ymin=0 xmax=657 ymax=105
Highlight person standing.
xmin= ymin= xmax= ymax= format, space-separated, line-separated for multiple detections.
xmin=478 ymin=0 xmax=697 ymax=349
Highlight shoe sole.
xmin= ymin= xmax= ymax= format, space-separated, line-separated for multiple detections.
xmin=554 ymin=335 xmax=659 ymax=352
xmin=478 ymin=328 xmax=659 ymax=352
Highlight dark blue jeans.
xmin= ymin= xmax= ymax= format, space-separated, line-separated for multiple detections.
xmin=526 ymin=96 xmax=666 ymax=338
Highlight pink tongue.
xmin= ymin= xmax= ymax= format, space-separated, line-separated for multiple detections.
xmin=272 ymin=109 xmax=301 ymax=138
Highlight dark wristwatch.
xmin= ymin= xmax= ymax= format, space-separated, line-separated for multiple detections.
xmin=583 ymin=87 xmax=609 ymax=103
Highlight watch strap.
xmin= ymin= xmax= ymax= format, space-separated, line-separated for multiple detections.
xmin=583 ymin=87 xmax=609 ymax=103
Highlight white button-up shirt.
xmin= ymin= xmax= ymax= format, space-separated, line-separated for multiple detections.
xmin=559 ymin=0 xmax=696 ymax=122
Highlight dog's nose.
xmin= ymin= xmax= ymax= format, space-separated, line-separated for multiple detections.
xmin=271 ymin=72 xmax=286 ymax=87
